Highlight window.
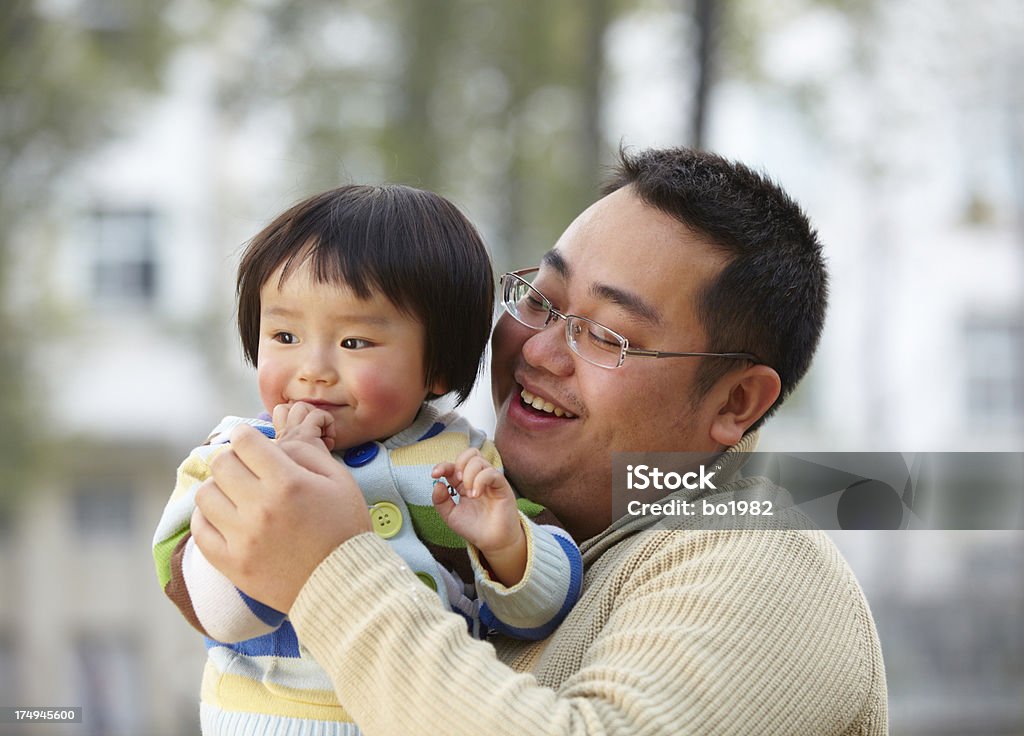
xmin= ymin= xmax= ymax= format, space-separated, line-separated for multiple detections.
xmin=72 ymin=481 xmax=135 ymax=537
xmin=0 ymin=631 xmax=16 ymax=705
xmin=89 ymin=207 xmax=159 ymax=308
xmin=73 ymin=632 xmax=143 ymax=736
xmin=78 ymin=0 xmax=134 ymax=32
xmin=964 ymin=318 xmax=1023 ymax=428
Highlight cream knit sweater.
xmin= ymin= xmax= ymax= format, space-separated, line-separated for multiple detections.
xmin=292 ymin=436 xmax=888 ymax=735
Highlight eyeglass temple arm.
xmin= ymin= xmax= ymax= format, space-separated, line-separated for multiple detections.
xmin=625 ymin=348 xmax=760 ymax=362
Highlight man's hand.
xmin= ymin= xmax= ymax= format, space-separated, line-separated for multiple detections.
xmin=192 ymin=424 xmax=372 ymax=612
xmin=432 ymin=448 xmax=526 ymax=587
xmin=273 ymin=401 xmax=336 ymax=452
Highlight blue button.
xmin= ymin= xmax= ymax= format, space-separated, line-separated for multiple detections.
xmin=343 ymin=442 xmax=379 ymax=467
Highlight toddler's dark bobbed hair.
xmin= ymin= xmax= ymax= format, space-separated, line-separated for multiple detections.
xmin=236 ymin=184 xmax=494 ymax=403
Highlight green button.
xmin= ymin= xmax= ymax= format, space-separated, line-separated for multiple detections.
xmin=415 ymin=572 xmax=437 ymax=591
xmin=369 ymin=501 xmax=402 ymax=539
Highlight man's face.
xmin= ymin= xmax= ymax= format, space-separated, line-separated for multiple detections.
xmin=491 ymin=186 xmax=729 ymax=541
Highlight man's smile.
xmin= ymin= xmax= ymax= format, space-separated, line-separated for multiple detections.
xmin=519 ymin=388 xmax=576 ymax=418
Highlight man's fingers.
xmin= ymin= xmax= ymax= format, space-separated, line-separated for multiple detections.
xmin=279 ymin=438 xmax=349 ymax=478
xmin=195 ymin=475 xmax=238 ymax=524
xmin=190 ymin=506 xmax=227 ymax=562
xmin=207 ymin=443 xmax=264 ymax=511
xmin=227 ymin=424 xmax=298 ymax=481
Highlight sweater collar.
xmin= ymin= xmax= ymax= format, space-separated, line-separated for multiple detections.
xmin=578 ymin=429 xmax=762 ymax=560
xmin=381 ymin=402 xmax=443 ymax=450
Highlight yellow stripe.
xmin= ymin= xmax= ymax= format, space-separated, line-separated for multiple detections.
xmin=389 ymin=432 xmax=470 ymax=466
xmin=171 ymin=451 xmax=217 ymax=501
xmin=201 ymin=661 xmax=353 ymax=722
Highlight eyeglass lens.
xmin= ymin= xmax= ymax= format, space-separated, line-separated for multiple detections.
xmin=504 ymin=274 xmax=626 ymax=368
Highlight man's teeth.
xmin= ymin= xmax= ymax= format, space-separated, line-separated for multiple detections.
xmin=520 ymin=389 xmax=575 ymax=418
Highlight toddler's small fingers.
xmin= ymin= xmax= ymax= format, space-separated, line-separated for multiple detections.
xmin=272 ymin=403 xmax=290 ymax=434
xmin=453 ymin=447 xmax=484 ymax=472
xmin=431 ymin=462 xmax=455 ymax=479
xmin=431 ymin=479 xmax=448 ymax=504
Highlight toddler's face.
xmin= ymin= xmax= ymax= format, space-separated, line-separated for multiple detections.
xmin=256 ymin=261 xmax=444 ymax=449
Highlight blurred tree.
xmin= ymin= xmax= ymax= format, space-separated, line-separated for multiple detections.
xmin=212 ymin=0 xmax=620 ymax=269
xmin=0 ymin=0 xmax=183 ymax=504
xmin=216 ymin=0 xmax=905 ymax=269
xmin=691 ymin=0 xmax=716 ymax=149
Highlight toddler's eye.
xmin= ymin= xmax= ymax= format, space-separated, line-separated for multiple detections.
xmin=273 ymin=332 xmax=297 ymax=344
xmin=341 ymin=338 xmax=371 ymax=349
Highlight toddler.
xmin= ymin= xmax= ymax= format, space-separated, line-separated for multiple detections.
xmin=152 ymin=185 xmax=582 ymax=735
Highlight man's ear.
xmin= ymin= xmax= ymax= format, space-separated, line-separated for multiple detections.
xmin=709 ymin=365 xmax=782 ymax=446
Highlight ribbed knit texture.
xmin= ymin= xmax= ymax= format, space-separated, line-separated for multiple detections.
xmin=292 ymin=432 xmax=889 ymax=735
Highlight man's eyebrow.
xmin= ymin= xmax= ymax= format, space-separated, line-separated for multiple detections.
xmin=591 ymin=283 xmax=662 ymax=327
xmin=541 ymin=249 xmax=569 ymax=277
xmin=542 ymin=249 xmax=661 ymax=326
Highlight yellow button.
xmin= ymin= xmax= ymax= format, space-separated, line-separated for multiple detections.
xmin=415 ymin=572 xmax=437 ymax=591
xmin=369 ymin=502 xmax=402 ymax=539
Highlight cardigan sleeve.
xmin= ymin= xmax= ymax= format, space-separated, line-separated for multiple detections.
xmin=465 ymin=436 xmax=584 ymax=641
xmin=466 ymin=513 xmax=582 ymax=641
xmin=398 ymin=422 xmax=583 ymax=642
xmin=290 ymin=529 xmax=887 ymax=735
xmin=152 ymin=418 xmax=286 ymax=642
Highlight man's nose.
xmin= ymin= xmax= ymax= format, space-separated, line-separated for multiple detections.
xmin=521 ymin=319 xmax=574 ymax=376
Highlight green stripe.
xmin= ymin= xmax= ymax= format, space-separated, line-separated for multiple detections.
xmin=407 ymin=504 xmax=466 ymax=548
xmin=153 ymin=526 xmax=190 ymax=588
xmin=515 ymin=497 xmax=546 ymax=519
xmin=406 ymin=497 xmax=549 ymax=549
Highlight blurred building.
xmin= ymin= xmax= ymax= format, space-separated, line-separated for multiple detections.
xmin=1 ymin=2 xmax=1022 ymax=735
xmin=0 ymin=50 xmax=256 ymax=736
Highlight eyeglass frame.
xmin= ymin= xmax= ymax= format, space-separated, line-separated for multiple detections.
xmin=499 ymin=267 xmax=762 ymax=369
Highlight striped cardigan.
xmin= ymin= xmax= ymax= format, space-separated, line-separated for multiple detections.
xmin=153 ymin=403 xmax=582 ymax=735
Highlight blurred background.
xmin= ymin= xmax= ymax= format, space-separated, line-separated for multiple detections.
xmin=0 ymin=0 xmax=1021 ymax=733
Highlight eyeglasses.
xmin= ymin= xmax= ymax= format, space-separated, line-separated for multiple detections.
xmin=499 ymin=268 xmax=761 ymax=370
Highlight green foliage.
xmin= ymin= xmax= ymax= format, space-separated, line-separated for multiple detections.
xmin=0 ymin=0 xmax=182 ymax=499
xmin=0 ymin=0 xmax=178 ymax=209
xmin=212 ymin=0 xmax=617 ymax=269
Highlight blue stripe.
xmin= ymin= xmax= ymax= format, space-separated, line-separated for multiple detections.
xmin=480 ymin=533 xmax=584 ymax=641
xmin=239 ymin=590 xmax=286 ymax=628
xmin=205 ymin=620 xmax=301 ymax=657
xmin=254 ymin=424 xmax=276 ymax=439
xmin=417 ymin=422 xmax=446 ymax=441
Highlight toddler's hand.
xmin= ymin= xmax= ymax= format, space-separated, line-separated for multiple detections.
xmin=432 ymin=448 xmax=526 ymax=586
xmin=272 ymin=402 xmax=336 ymax=453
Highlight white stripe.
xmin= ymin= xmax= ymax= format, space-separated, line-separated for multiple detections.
xmin=184 ymin=538 xmax=275 ymax=642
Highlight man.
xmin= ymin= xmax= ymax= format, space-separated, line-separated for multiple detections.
xmin=192 ymin=147 xmax=889 ymax=734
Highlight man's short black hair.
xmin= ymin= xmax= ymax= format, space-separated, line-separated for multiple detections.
xmin=602 ymin=147 xmax=828 ymax=427
xmin=236 ymin=184 xmax=494 ymax=403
